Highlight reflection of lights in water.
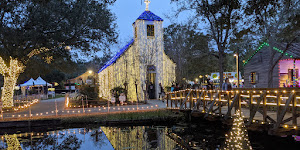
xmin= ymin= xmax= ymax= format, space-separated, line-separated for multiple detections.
xmin=1 ymin=127 xmax=179 ymax=150
xmin=5 ymin=134 xmax=22 ymax=150
xmin=293 ymin=135 xmax=300 ymax=141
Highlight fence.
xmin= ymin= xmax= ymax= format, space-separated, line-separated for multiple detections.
xmin=167 ymin=88 xmax=300 ymax=130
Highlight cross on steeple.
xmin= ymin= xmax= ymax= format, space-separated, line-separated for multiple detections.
xmin=144 ymin=0 xmax=150 ymax=11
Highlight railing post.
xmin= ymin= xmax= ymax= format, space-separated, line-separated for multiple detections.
xmin=196 ymin=90 xmax=200 ymax=110
xmin=218 ymin=91 xmax=222 ymax=115
xmin=292 ymin=91 xmax=297 ymax=126
xmin=170 ymin=93 xmax=173 ymax=108
xmin=234 ymin=91 xmax=241 ymax=112
xmin=190 ymin=90 xmax=193 ymax=110
xmin=263 ymin=91 xmax=267 ymax=122
xmin=249 ymin=91 xmax=253 ymax=117
xmin=180 ymin=91 xmax=183 ymax=108
xmin=227 ymin=91 xmax=231 ymax=116
xmin=175 ymin=91 xmax=178 ymax=108
xmin=184 ymin=90 xmax=187 ymax=109
xmin=203 ymin=91 xmax=206 ymax=113
xmin=276 ymin=91 xmax=281 ymax=123
xmin=166 ymin=93 xmax=169 ymax=108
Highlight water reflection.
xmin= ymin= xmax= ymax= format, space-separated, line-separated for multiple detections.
xmin=4 ymin=134 xmax=22 ymax=150
xmin=101 ymin=126 xmax=178 ymax=150
xmin=0 ymin=126 xmax=180 ymax=150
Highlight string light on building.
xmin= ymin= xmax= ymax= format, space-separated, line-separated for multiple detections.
xmin=98 ymin=4 xmax=175 ymax=102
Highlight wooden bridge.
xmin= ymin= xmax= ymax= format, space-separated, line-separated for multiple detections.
xmin=166 ymin=88 xmax=300 ymax=133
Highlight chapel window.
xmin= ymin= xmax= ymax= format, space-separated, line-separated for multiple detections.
xmin=147 ymin=25 xmax=154 ymax=37
xmin=250 ymin=72 xmax=258 ymax=84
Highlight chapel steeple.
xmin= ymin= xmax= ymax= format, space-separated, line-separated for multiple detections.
xmin=133 ymin=0 xmax=163 ymax=39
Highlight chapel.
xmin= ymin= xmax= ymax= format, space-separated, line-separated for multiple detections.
xmin=98 ymin=1 xmax=176 ymax=101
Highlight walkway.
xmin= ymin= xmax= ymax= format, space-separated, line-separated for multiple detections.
xmin=0 ymin=98 xmax=167 ymax=121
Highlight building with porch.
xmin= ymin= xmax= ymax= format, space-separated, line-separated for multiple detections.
xmin=244 ymin=42 xmax=300 ymax=88
xmin=98 ymin=1 xmax=176 ymax=101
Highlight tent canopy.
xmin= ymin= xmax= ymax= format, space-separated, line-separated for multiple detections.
xmin=20 ymin=77 xmax=52 ymax=87
xmin=20 ymin=78 xmax=35 ymax=87
xmin=34 ymin=77 xmax=52 ymax=86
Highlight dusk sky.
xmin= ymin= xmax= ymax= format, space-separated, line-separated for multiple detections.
xmin=109 ymin=0 xmax=194 ymax=52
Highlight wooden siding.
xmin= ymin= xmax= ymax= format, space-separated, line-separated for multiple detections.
xmin=244 ymin=45 xmax=295 ymax=88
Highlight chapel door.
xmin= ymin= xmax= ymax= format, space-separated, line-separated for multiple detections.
xmin=147 ymin=65 xmax=156 ymax=99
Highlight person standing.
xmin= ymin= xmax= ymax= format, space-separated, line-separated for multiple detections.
xmin=222 ymin=78 xmax=232 ymax=91
xmin=158 ymin=83 xmax=165 ymax=102
xmin=174 ymin=83 xmax=179 ymax=91
xmin=171 ymin=84 xmax=175 ymax=92
xmin=148 ymin=82 xmax=155 ymax=99
xmin=207 ymin=80 xmax=214 ymax=90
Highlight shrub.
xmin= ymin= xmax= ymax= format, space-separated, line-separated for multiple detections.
xmin=79 ymin=85 xmax=98 ymax=100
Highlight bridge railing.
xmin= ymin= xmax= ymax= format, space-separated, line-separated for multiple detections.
xmin=166 ymin=88 xmax=300 ymax=130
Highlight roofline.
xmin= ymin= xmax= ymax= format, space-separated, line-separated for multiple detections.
xmin=243 ymin=42 xmax=295 ymax=66
xmin=98 ymin=39 xmax=134 ymax=73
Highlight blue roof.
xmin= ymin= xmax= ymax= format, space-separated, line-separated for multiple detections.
xmin=98 ymin=39 xmax=134 ymax=73
xmin=137 ymin=11 xmax=163 ymax=21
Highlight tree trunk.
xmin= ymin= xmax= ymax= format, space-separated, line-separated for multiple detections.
xmin=219 ymin=47 xmax=224 ymax=88
xmin=1 ymin=75 xmax=19 ymax=108
xmin=0 ymin=57 xmax=24 ymax=108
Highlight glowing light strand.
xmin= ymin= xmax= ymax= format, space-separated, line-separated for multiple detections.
xmin=243 ymin=42 xmax=294 ymax=66
xmin=5 ymin=134 xmax=22 ymax=150
xmin=0 ymin=57 xmax=25 ymax=108
xmin=223 ymin=110 xmax=252 ymax=150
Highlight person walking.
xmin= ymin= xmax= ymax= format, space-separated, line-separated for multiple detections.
xmin=159 ymin=83 xmax=165 ymax=102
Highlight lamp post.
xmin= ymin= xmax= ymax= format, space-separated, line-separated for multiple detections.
xmin=234 ymin=53 xmax=239 ymax=88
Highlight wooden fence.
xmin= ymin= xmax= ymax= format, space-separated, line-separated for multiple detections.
xmin=166 ymin=88 xmax=300 ymax=130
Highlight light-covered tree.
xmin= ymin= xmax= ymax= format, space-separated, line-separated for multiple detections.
xmin=0 ymin=0 xmax=117 ymax=107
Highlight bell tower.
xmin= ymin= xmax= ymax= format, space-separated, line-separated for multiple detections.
xmin=132 ymin=0 xmax=165 ymax=99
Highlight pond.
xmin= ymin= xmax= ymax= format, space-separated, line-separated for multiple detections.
xmin=0 ymin=126 xmax=181 ymax=150
xmin=0 ymin=119 xmax=300 ymax=150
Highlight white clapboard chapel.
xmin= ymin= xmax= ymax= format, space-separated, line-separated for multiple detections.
xmin=98 ymin=1 xmax=176 ymax=101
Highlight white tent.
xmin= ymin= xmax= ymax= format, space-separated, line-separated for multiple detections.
xmin=20 ymin=77 xmax=52 ymax=87
xmin=34 ymin=76 xmax=52 ymax=86
xmin=20 ymin=78 xmax=35 ymax=87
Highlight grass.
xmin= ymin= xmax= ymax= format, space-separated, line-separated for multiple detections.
xmin=60 ymin=109 xmax=182 ymax=125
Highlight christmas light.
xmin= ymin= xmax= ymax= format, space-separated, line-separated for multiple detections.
xmin=243 ymin=42 xmax=294 ymax=66
xmin=5 ymin=134 xmax=22 ymax=150
xmin=0 ymin=57 xmax=25 ymax=108
xmin=98 ymin=11 xmax=175 ymax=101
xmin=223 ymin=110 xmax=252 ymax=150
